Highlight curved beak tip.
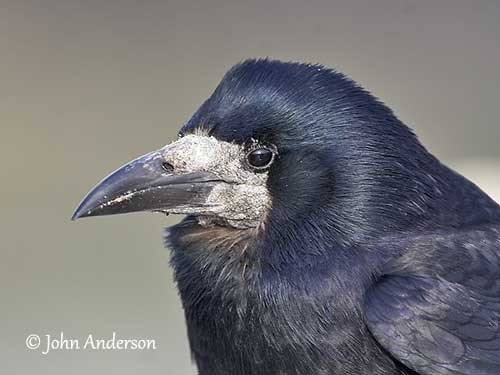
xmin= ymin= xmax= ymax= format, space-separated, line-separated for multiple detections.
xmin=71 ymin=199 xmax=95 ymax=221
xmin=70 ymin=207 xmax=86 ymax=221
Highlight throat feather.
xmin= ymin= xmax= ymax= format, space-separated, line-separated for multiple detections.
xmin=171 ymin=219 xmax=259 ymax=283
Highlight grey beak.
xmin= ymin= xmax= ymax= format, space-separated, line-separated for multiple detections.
xmin=71 ymin=149 xmax=222 ymax=220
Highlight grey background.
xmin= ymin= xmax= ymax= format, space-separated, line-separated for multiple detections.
xmin=1 ymin=1 xmax=499 ymax=374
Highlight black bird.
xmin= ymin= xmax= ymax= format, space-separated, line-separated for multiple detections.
xmin=72 ymin=59 xmax=500 ymax=375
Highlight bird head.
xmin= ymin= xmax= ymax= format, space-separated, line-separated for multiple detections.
xmin=72 ymin=59 xmax=445 ymax=248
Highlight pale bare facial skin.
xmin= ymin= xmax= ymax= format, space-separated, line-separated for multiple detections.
xmin=158 ymin=134 xmax=272 ymax=229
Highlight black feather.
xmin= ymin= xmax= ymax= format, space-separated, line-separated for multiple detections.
xmin=167 ymin=59 xmax=500 ymax=375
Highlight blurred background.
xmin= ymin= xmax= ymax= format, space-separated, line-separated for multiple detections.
xmin=1 ymin=0 xmax=499 ymax=373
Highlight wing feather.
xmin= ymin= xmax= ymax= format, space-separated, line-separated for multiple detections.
xmin=365 ymin=226 xmax=500 ymax=375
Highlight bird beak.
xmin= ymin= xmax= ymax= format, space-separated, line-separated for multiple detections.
xmin=71 ymin=149 xmax=222 ymax=220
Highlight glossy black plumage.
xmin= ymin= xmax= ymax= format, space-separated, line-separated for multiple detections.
xmin=73 ymin=58 xmax=500 ymax=375
xmin=165 ymin=59 xmax=500 ymax=375
xmin=366 ymin=225 xmax=500 ymax=374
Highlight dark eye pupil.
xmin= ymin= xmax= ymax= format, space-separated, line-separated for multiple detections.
xmin=248 ymin=148 xmax=273 ymax=169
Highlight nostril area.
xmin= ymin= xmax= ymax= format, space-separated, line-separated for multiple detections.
xmin=161 ymin=161 xmax=175 ymax=173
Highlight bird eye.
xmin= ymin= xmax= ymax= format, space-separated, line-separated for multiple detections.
xmin=246 ymin=147 xmax=275 ymax=170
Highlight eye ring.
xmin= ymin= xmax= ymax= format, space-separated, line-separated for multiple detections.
xmin=246 ymin=146 xmax=276 ymax=170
